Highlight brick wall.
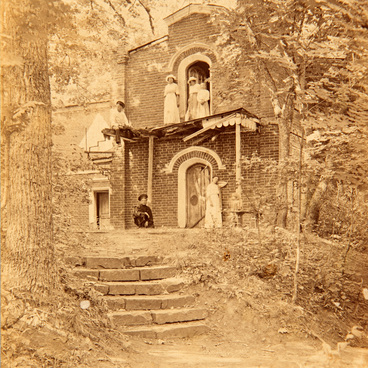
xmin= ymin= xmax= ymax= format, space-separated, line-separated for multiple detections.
xmin=52 ymin=101 xmax=111 ymax=159
xmin=55 ymin=172 xmax=93 ymax=232
xmin=110 ymin=146 xmax=126 ymax=229
xmin=119 ymin=124 xmax=279 ymax=228
xmin=63 ymin=193 xmax=90 ymax=231
xmin=126 ymin=41 xmax=171 ymax=127
xmin=124 ymin=10 xmax=276 ymax=129
xmin=52 ymin=102 xmax=112 ymax=232
xmin=167 ymin=13 xmax=218 ymax=51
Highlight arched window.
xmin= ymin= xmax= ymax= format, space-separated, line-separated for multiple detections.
xmin=187 ymin=62 xmax=209 ymax=84
xmin=177 ymin=54 xmax=213 ymax=119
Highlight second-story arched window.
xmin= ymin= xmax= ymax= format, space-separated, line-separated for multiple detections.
xmin=175 ymin=50 xmax=214 ymax=120
xmin=185 ymin=61 xmax=210 ymax=120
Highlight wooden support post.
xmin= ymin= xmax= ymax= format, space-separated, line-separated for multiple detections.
xmin=148 ymin=136 xmax=154 ymax=202
xmin=235 ymin=122 xmax=242 ymax=195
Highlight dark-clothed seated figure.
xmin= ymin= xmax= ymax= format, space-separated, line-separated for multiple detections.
xmin=133 ymin=194 xmax=154 ymax=228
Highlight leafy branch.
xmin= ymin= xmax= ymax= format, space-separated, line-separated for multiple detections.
xmin=103 ymin=0 xmax=126 ymax=26
xmin=136 ymin=0 xmax=155 ymax=35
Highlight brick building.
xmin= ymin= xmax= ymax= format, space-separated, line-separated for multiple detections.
xmin=52 ymin=101 xmax=114 ymax=230
xmin=96 ymin=3 xmax=280 ymax=229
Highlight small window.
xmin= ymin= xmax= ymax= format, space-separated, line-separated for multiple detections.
xmin=187 ymin=61 xmax=209 ymax=84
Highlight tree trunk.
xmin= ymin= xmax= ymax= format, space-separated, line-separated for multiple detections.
xmin=305 ymin=180 xmax=328 ymax=231
xmin=1 ymin=2 xmax=56 ymax=293
xmin=275 ymin=90 xmax=294 ymax=228
xmin=276 ymin=118 xmax=290 ymax=227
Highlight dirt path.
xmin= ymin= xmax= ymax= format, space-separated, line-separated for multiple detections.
xmin=75 ymin=229 xmax=368 ymax=368
xmin=111 ymin=336 xmax=368 ymax=368
xmin=78 ymin=228 xmax=202 ymax=258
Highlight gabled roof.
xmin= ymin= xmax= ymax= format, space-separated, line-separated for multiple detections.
xmin=128 ymin=4 xmax=227 ymax=54
xmin=164 ymin=3 xmax=227 ymax=26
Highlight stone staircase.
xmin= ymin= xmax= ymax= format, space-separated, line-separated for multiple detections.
xmin=70 ymin=255 xmax=209 ymax=339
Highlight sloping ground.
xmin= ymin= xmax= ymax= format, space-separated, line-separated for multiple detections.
xmin=2 ymin=227 xmax=368 ymax=367
xmin=66 ymin=227 xmax=368 ymax=366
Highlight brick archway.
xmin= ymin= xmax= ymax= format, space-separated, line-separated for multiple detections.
xmin=168 ymin=43 xmax=218 ymax=72
xmin=167 ymin=44 xmax=217 ymax=118
xmin=166 ymin=147 xmax=225 ymax=228
xmin=165 ymin=146 xmax=225 ymax=174
xmin=177 ymin=54 xmax=212 ymax=118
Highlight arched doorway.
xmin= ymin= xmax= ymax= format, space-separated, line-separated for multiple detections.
xmin=186 ymin=163 xmax=210 ymax=228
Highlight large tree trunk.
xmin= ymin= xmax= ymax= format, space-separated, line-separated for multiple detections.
xmin=1 ymin=1 xmax=56 ymax=293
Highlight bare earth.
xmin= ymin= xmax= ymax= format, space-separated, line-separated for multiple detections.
xmin=67 ymin=228 xmax=368 ymax=368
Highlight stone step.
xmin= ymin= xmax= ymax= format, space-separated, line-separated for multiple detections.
xmin=122 ymin=321 xmax=210 ymax=339
xmin=109 ymin=310 xmax=152 ymax=326
xmin=109 ymin=308 xmax=207 ymax=327
xmin=102 ymin=294 xmax=195 ymax=311
xmin=66 ymin=255 xmax=164 ymax=269
xmin=73 ymin=266 xmax=177 ymax=282
xmin=95 ymin=278 xmax=185 ymax=296
xmin=151 ymin=308 xmax=207 ymax=325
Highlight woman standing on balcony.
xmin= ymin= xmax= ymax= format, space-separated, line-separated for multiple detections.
xmin=185 ymin=76 xmax=200 ymax=121
xmin=164 ymin=74 xmax=180 ymax=125
xmin=197 ymin=82 xmax=210 ymax=118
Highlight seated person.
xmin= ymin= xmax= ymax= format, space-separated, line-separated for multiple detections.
xmin=133 ymin=194 xmax=154 ymax=228
xmin=111 ymin=100 xmax=130 ymax=129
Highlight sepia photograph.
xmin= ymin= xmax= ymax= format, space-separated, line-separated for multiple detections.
xmin=1 ymin=0 xmax=368 ymax=366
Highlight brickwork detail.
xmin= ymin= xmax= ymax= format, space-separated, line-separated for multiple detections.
xmin=110 ymin=147 xmax=126 ymax=229
xmin=118 ymin=125 xmax=279 ymax=229
xmin=166 ymin=146 xmax=225 ymax=173
xmin=172 ymin=151 xmax=217 ymax=172
xmin=171 ymin=47 xmax=216 ymax=72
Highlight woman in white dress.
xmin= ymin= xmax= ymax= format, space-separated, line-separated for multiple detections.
xmin=164 ymin=75 xmax=180 ymax=125
xmin=185 ymin=76 xmax=200 ymax=121
xmin=205 ymin=176 xmax=222 ymax=228
xmin=197 ymin=83 xmax=210 ymax=118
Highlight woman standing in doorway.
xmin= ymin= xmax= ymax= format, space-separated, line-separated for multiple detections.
xmin=164 ymin=74 xmax=180 ymax=125
xmin=185 ymin=76 xmax=200 ymax=121
xmin=197 ymin=82 xmax=210 ymax=118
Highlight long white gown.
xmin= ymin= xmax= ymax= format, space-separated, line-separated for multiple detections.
xmin=197 ymin=88 xmax=210 ymax=118
xmin=164 ymin=83 xmax=180 ymax=125
xmin=205 ymin=182 xmax=222 ymax=228
xmin=185 ymin=83 xmax=200 ymax=120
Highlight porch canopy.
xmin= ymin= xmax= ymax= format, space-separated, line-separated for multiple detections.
xmin=101 ymin=107 xmax=260 ymax=143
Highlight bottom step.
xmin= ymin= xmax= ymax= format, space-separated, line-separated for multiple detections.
xmin=123 ymin=322 xmax=210 ymax=339
xmin=108 ymin=308 xmax=207 ymax=326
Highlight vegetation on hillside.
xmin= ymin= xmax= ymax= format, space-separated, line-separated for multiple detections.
xmin=213 ymin=0 xmax=368 ymax=230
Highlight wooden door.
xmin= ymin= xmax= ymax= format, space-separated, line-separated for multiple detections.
xmin=96 ymin=191 xmax=109 ymax=229
xmin=186 ymin=164 xmax=210 ymax=228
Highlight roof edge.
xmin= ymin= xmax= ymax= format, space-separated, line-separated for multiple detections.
xmin=128 ymin=35 xmax=169 ymax=54
xmin=164 ymin=3 xmax=228 ymax=26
